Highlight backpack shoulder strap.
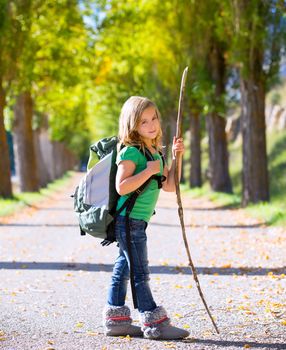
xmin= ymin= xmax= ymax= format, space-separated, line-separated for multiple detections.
xmin=133 ymin=145 xmax=165 ymax=165
xmin=158 ymin=151 xmax=166 ymax=168
xmin=143 ymin=148 xmax=166 ymax=188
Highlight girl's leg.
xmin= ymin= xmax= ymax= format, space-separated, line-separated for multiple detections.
xmin=107 ymin=247 xmax=129 ymax=306
xmin=115 ymin=216 xmax=157 ymax=313
xmin=103 ymin=219 xmax=142 ymax=337
xmin=116 ymin=216 xmax=189 ymax=340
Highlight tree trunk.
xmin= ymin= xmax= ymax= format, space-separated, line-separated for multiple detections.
xmin=190 ymin=111 xmax=202 ymax=188
xmin=34 ymin=129 xmax=50 ymax=187
xmin=235 ymin=0 xmax=270 ymax=205
xmin=240 ymin=77 xmax=269 ymax=205
xmin=13 ymin=91 xmax=39 ymax=192
xmin=207 ymin=113 xmax=232 ymax=192
xmin=207 ymin=40 xmax=232 ymax=193
xmin=0 ymin=83 xmax=13 ymax=198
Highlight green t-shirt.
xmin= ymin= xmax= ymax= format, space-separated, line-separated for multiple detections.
xmin=116 ymin=146 xmax=164 ymax=222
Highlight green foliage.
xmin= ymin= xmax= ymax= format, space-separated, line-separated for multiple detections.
xmin=86 ymin=0 xmax=192 ymax=141
xmin=41 ymin=85 xmax=91 ymax=157
xmin=0 ymin=0 xmax=31 ymax=84
xmin=1 ymin=0 xmax=286 ymax=166
xmin=1 ymin=0 xmax=95 ymax=158
xmin=30 ymin=0 xmax=94 ymax=156
xmin=225 ymin=0 xmax=286 ymax=88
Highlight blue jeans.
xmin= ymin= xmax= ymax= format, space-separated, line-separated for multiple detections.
xmin=107 ymin=215 xmax=157 ymax=313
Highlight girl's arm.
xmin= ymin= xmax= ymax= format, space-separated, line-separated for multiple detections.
xmin=116 ymin=159 xmax=161 ymax=196
xmin=162 ymin=137 xmax=184 ymax=192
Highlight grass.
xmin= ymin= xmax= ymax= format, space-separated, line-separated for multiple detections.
xmin=244 ymin=131 xmax=286 ymax=226
xmin=0 ymin=171 xmax=73 ymax=218
xmin=182 ymin=130 xmax=286 ymax=227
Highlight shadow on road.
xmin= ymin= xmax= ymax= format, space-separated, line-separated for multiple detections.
xmin=150 ymin=222 xmax=263 ymax=229
xmin=183 ymin=338 xmax=286 ymax=349
xmin=1 ymin=261 xmax=285 ymax=276
xmin=156 ymin=205 xmax=240 ymax=211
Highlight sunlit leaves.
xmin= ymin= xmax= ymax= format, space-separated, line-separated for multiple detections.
xmin=1 ymin=1 xmax=95 ymax=157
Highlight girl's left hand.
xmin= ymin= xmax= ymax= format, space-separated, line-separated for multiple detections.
xmin=172 ymin=137 xmax=185 ymax=158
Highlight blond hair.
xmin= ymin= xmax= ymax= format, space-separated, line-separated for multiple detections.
xmin=118 ymin=96 xmax=162 ymax=151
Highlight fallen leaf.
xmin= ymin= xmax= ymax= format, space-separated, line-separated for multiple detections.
xmin=86 ymin=331 xmax=98 ymax=336
xmin=174 ymin=285 xmax=183 ymax=289
xmin=221 ymin=263 xmax=232 ymax=269
xmin=163 ymin=341 xmax=176 ymax=348
xmin=119 ymin=334 xmax=131 ymax=341
xmin=75 ymin=322 xmax=84 ymax=328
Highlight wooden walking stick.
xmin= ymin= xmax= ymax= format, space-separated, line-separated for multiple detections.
xmin=174 ymin=66 xmax=220 ymax=334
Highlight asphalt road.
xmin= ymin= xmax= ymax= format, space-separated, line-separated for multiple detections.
xmin=1 ymin=173 xmax=286 ymax=350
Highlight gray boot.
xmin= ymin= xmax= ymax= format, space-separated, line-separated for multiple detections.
xmin=103 ymin=305 xmax=143 ymax=337
xmin=140 ymin=306 xmax=190 ymax=340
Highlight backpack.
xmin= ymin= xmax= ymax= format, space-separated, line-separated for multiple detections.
xmin=73 ymin=136 xmax=165 ymax=246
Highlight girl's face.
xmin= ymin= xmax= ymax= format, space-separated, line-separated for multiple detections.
xmin=136 ymin=106 xmax=160 ymax=144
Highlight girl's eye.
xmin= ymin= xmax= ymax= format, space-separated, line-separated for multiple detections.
xmin=141 ymin=120 xmax=147 ymax=125
xmin=152 ymin=116 xmax=158 ymax=121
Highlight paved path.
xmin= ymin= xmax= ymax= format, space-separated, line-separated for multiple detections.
xmin=1 ymin=173 xmax=286 ymax=350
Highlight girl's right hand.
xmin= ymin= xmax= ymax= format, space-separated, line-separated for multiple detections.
xmin=146 ymin=160 xmax=161 ymax=175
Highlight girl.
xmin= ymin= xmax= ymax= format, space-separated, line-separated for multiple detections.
xmin=103 ymin=96 xmax=189 ymax=340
